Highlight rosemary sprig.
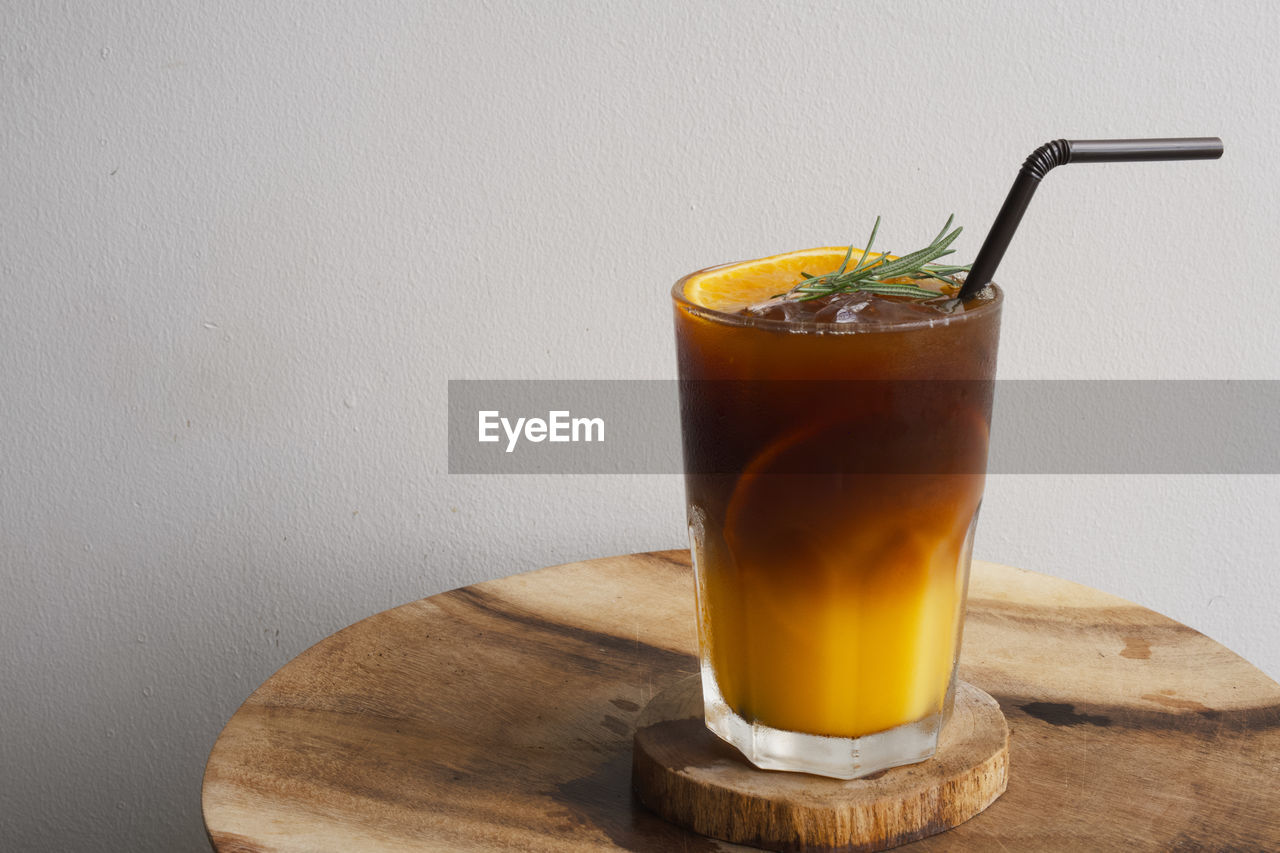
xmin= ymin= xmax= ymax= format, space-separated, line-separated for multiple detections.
xmin=779 ymin=216 xmax=971 ymax=302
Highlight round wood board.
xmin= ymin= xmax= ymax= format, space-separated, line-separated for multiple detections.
xmin=632 ymin=678 xmax=1008 ymax=851
xmin=202 ymin=552 xmax=1280 ymax=851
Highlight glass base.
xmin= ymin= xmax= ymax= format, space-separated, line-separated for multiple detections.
xmin=701 ymin=665 xmax=942 ymax=780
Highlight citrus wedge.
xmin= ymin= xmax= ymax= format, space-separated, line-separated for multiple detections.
xmin=682 ymin=247 xmax=898 ymax=313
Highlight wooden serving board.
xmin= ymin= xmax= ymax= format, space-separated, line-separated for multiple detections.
xmin=632 ymin=678 xmax=1009 ymax=851
xmin=202 ymin=552 xmax=1280 ymax=851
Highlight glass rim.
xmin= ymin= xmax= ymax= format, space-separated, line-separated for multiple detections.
xmin=671 ymin=264 xmax=1003 ymax=335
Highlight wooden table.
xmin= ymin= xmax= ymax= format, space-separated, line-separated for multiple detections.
xmin=202 ymin=552 xmax=1280 ymax=851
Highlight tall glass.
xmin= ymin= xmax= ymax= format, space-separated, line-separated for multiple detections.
xmin=673 ymin=274 xmax=1002 ymax=779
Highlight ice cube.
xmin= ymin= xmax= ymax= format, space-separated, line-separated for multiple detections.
xmin=745 ymin=296 xmax=810 ymax=322
xmin=813 ymin=291 xmax=876 ymax=323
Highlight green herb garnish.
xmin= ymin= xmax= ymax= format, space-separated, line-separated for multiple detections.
xmin=779 ymin=215 xmax=971 ymax=302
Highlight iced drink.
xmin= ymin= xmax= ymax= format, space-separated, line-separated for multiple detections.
xmin=673 ymin=246 xmax=1002 ymax=778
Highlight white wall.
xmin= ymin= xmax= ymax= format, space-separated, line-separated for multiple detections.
xmin=3 ymin=1 xmax=1277 ymax=849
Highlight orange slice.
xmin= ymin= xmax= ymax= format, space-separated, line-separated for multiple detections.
xmin=682 ymin=246 xmax=898 ymax=313
xmin=723 ymin=402 xmax=992 ymax=572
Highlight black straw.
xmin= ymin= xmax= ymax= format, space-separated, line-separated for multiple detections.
xmin=959 ymin=137 xmax=1224 ymax=299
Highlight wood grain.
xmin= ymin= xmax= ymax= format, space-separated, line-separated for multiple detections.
xmin=632 ymin=678 xmax=1008 ymax=851
xmin=202 ymin=552 xmax=1280 ymax=851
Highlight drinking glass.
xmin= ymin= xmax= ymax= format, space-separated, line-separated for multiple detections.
xmin=672 ymin=273 xmax=1002 ymax=779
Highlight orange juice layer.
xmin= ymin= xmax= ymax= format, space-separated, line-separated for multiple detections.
xmin=694 ymin=471 xmax=979 ymax=737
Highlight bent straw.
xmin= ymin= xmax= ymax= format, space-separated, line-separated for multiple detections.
xmin=958 ymin=137 xmax=1224 ymax=300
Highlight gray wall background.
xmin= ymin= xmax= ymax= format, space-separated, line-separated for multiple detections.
xmin=3 ymin=1 xmax=1277 ymax=849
